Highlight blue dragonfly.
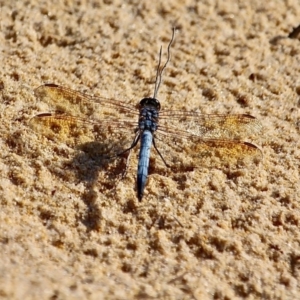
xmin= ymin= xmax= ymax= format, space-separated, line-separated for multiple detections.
xmin=32 ymin=30 xmax=262 ymax=201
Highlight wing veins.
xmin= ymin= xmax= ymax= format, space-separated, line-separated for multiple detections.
xmin=32 ymin=113 xmax=137 ymax=129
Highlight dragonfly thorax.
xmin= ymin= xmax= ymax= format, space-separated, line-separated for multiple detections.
xmin=138 ymin=98 xmax=160 ymax=133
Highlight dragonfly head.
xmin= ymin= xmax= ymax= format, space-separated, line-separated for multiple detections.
xmin=139 ymin=97 xmax=161 ymax=110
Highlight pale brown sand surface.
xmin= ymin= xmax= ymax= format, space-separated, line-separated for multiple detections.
xmin=0 ymin=0 xmax=300 ymax=299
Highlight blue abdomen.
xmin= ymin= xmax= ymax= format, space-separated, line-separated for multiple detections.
xmin=137 ymin=130 xmax=153 ymax=201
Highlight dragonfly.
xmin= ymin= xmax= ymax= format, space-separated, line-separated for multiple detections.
xmin=31 ymin=29 xmax=262 ymax=201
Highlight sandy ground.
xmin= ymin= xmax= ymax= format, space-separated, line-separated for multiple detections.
xmin=0 ymin=0 xmax=300 ymax=299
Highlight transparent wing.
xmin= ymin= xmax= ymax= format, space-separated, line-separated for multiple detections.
xmin=155 ymin=110 xmax=263 ymax=169
xmin=31 ymin=84 xmax=139 ymax=156
xmin=31 ymin=84 xmax=263 ymax=167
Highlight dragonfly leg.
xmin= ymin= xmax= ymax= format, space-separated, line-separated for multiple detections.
xmin=153 ymin=138 xmax=170 ymax=168
xmin=116 ymin=133 xmax=140 ymax=179
xmin=121 ymin=148 xmax=132 ymax=179
xmin=116 ymin=133 xmax=140 ymax=157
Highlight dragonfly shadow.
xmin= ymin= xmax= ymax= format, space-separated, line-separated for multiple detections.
xmin=76 ymin=142 xmax=110 ymax=174
xmin=72 ymin=140 xmax=129 ymax=230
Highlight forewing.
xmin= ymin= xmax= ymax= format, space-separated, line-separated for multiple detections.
xmin=159 ymin=110 xmax=262 ymax=140
xmin=34 ymin=84 xmax=138 ymax=122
